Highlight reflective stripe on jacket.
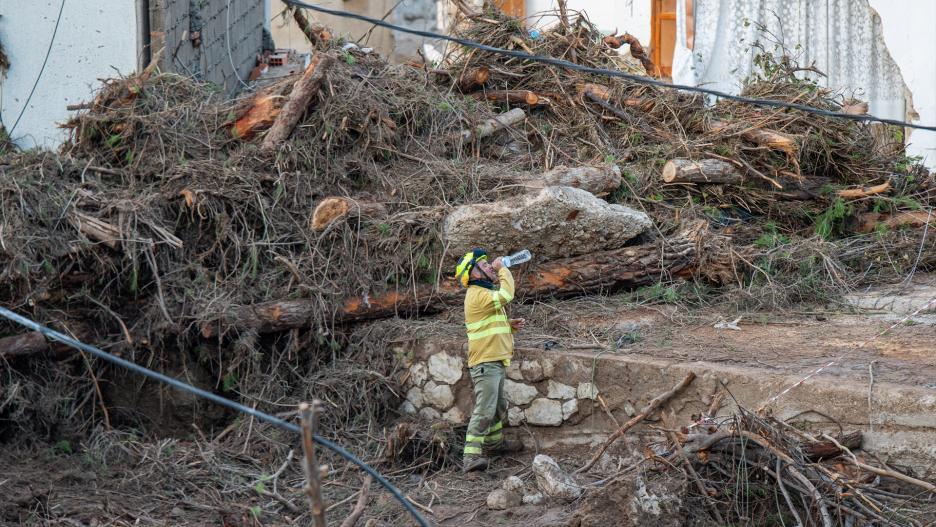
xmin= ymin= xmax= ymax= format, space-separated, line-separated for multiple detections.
xmin=464 ymin=267 xmax=515 ymax=367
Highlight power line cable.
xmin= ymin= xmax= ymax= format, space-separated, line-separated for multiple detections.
xmin=8 ymin=0 xmax=66 ymax=136
xmin=0 ymin=306 xmax=430 ymax=527
xmin=281 ymin=0 xmax=936 ymax=133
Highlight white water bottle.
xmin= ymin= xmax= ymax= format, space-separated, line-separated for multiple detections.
xmin=502 ymin=249 xmax=532 ymax=268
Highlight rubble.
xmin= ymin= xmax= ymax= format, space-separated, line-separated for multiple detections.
xmin=532 ymin=454 xmax=583 ymax=502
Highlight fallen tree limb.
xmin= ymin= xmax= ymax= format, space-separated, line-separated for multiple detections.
xmin=708 ymin=119 xmax=798 ymax=157
xmin=289 ymin=6 xmax=331 ymax=46
xmin=0 ymin=332 xmax=48 ymax=357
xmin=70 ymin=211 xmax=121 ymax=250
xmin=473 ymin=90 xmax=547 ymax=107
xmin=837 ymin=181 xmax=890 ymax=200
xmin=662 ymin=158 xmax=744 ymax=185
xmin=456 ymin=66 xmax=489 ymax=92
xmin=603 ymin=33 xmax=657 ymax=77
xmin=458 ymin=107 xmax=526 ymax=142
xmin=852 ymin=210 xmax=934 ymax=234
xmin=261 ymin=53 xmax=333 ymax=153
xmin=338 ymin=475 xmax=373 ymax=527
xmin=577 ymin=371 xmax=696 ymax=473
xmin=232 ymin=94 xmax=282 ymax=139
xmin=310 ymin=197 xmax=388 ymax=231
xmin=507 ymin=165 xmax=622 ymax=195
xmin=201 ymin=224 xmax=713 ymax=336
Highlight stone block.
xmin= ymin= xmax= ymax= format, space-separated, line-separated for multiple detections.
xmin=526 ymin=399 xmax=563 ymax=426
xmin=423 ymin=381 xmax=454 ymax=409
xmin=505 ymin=379 xmax=539 ymax=405
xmin=508 ymin=406 xmax=526 ymax=426
xmin=562 ymin=399 xmax=579 ymax=420
xmin=406 ymin=386 xmax=424 ymax=407
xmin=427 ymin=353 xmax=464 ymax=384
xmin=546 ymin=380 xmax=576 ymax=399
xmin=409 ymin=362 xmax=428 ymax=386
xmin=577 ymin=382 xmax=598 ymax=400
xmin=418 ymin=407 xmax=440 ymax=420
xmin=520 ymin=360 xmax=544 ymax=382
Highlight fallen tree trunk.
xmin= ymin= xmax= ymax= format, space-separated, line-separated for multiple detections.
xmin=852 ymin=210 xmax=934 ymax=234
xmin=0 ymin=332 xmax=48 ymax=357
xmin=459 ymin=107 xmax=526 ymax=142
xmin=456 ymin=66 xmax=489 ymax=92
xmin=70 ymin=211 xmax=121 ymax=250
xmin=508 ymin=165 xmax=622 ymax=195
xmin=662 ymin=158 xmax=744 ymax=184
xmin=473 ymin=90 xmax=547 ymax=107
xmin=201 ymin=224 xmax=710 ymax=336
xmin=261 ymin=53 xmax=333 ymax=153
xmin=310 ymin=197 xmax=388 ymax=231
xmin=708 ymin=119 xmax=798 ymax=157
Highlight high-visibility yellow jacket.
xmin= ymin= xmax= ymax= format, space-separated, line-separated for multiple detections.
xmin=464 ymin=267 xmax=516 ymax=368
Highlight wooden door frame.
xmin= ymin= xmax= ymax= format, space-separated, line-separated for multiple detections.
xmin=651 ymin=0 xmax=693 ymax=78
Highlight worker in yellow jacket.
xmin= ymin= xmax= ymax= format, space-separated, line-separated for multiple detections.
xmin=455 ymin=248 xmax=525 ymax=473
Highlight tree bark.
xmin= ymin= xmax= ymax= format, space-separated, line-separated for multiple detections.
xmin=707 ymin=119 xmax=798 ymax=156
xmin=473 ymin=90 xmax=546 ymax=107
xmin=837 ymin=181 xmax=890 ymax=200
xmin=261 ymin=53 xmax=334 ymax=153
xmin=310 ymin=197 xmax=388 ymax=231
xmin=509 ymin=165 xmax=622 ymax=195
xmin=459 ymin=108 xmax=526 ymax=142
xmin=662 ymin=158 xmax=744 ymax=184
xmin=0 ymin=332 xmax=48 ymax=358
xmin=456 ymin=66 xmax=489 ymax=92
xmin=852 ymin=210 xmax=934 ymax=234
xmin=201 ymin=224 xmax=711 ymax=336
xmin=290 ymin=6 xmax=332 ymax=46
xmin=232 ymin=94 xmax=282 ymax=139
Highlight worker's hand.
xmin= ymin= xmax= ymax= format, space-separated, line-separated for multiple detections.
xmin=510 ymin=318 xmax=525 ymax=332
xmin=491 ymin=257 xmax=504 ymax=271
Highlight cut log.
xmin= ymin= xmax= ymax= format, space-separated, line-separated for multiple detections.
xmin=459 ymin=107 xmax=526 ymax=142
xmin=310 ymin=197 xmax=388 ymax=231
xmin=442 ymin=186 xmax=652 ymax=261
xmin=260 ymin=53 xmax=334 ymax=153
xmin=0 ymin=332 xmax=48 ymax=358
xmin=70 ymin=211 xmax=121 ymax=249
xmin=473 ymin=90 xmax=546 ymax=107
xmin=852 ymin=210 xmax=934 ymax=234
xmin=662 ymin=158 xmax=744 ymax=185
xmin=837 ymin=180 xmax=890 ymax=199
xmin=509 ymin=165 xmax=622 ymax=195
xmin=289 ymin=6 xmax=332 ymax=46
xmin=456 ymin=66 xmax=489 ymax=92
xmin=232 ymin=94 xmax=282 ymax=139
xmin=708 ymin=119 xmax=798 ymax=157
xmin=803 ymin=431 xmax=862 ymax=460
xmin=200 ymin=223 xmax=710 ymax=335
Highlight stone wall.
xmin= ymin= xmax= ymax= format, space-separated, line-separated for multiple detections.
xmin=396 ymin=336 xmax=936 ymax=477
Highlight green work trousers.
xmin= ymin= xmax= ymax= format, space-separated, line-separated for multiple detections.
xmin=463 ymin=361 xmax=507 ymax=457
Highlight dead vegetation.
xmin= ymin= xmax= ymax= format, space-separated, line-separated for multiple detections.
xmin=1 ymin=4 xmax=935 ymax=525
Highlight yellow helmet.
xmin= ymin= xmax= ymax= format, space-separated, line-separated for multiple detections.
xmin=454 ymin=248 xmax=488 ymax=288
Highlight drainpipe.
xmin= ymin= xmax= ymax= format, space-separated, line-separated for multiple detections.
xmin=137 ymin=0 xmax=152 ymax=71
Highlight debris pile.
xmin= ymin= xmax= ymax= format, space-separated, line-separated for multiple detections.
xmin=1 ymin=4 xmax=935 ymax=525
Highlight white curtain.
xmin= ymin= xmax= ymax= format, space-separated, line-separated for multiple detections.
xmin=673 ymin=0 xmax=907 ymax=121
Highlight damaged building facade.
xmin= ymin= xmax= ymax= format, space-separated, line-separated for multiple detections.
xmin=2 ymin=0 xmax=935 ymax=162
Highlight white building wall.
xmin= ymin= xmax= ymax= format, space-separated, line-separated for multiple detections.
xmin=1 ymin=1 xmax=140 ymax=150
xmin=868 ymin=0 xmax=936 ymax=169
xmin=524 ymin=0 xmax=651 ymax=44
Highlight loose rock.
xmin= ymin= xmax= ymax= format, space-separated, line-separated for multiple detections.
xmin=442 ymin=406 xmax=467 ymax=424
xmin=408 ymin=362 xmax=428 ymax=386
xmin=418 ymin=407 xmax=441 ymax=421
xmin=522 ymin=493 xmax=545 ymax=505
xmin=532 ymin=454 xmax=583 ymax=501
xmin=487 ymin=488 xmax=521 ymax=510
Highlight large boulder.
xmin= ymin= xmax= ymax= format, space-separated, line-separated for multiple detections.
xmin=441 ymin=186 xmax=652 ymax=261
xmin=525 ymin=399 xmax=563 ymax=426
